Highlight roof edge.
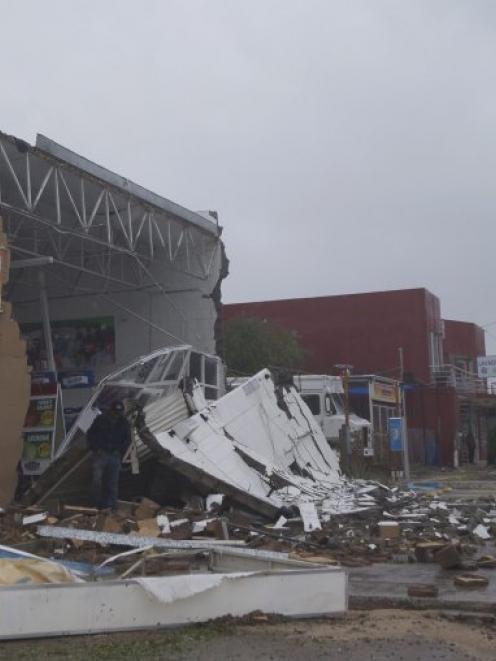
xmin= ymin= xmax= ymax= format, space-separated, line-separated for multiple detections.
xmin=35 ymin=134 xmax=220 ymax=237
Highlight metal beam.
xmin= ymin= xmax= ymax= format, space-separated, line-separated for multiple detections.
xmin=36 ymin=134 xmax=219 ymax=237
xmin=10 ymin=256 xmax=54 ymax=269
xmin=0 ymin=131 xmax=221 ymax=280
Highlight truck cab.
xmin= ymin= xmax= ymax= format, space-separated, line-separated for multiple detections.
xmin=294 ymin=374 xmax=372 ymax=454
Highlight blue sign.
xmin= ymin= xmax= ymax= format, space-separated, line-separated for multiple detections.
xmin=389 ymin=417 xmax=403 ymax=452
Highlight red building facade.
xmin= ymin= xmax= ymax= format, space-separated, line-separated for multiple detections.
xmin=224 ymin=288 xmax=491 ymax=467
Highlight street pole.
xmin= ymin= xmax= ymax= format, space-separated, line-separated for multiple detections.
xmin=336 ymin=363 xmax=353 ymax=474
xmin=39 ymin=269 xmax=56 ymax=372
xmin=398 ymin=347 xmax=410 ymax=481
xmin=344 ymin=368 xmax=351 ymax=465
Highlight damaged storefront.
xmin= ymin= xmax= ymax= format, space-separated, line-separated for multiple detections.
xmin=349 ymin=375 xmax=403 ymax=467
xmin=0 ymin=132 xmax=354 ymax=637
xmin=0 ymin=362 xmax=372 ymax=638
xmin=0 ymin=130 xmax=228 ymax=494
xmin=1 ymin=362 xmax=496 ymax=639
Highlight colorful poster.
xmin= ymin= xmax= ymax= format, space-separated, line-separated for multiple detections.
xmin=25 ymin=398 xmax=56 ymax=428
xmin=22 ymin=317 xmax=115 ymax=371
xmin=23 ymin=431 xmax=53 ymax=461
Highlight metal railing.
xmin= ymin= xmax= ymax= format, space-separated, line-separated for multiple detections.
xmin=430 ymin=364 xmax=490 ymax=395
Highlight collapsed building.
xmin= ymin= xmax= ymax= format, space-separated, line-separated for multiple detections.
xmin=24 ymin=352 xmax=366 ymax=521
xmin=1 ymin=132 xmax=495 ymax=640
xmin=0 ymin=130 xmax=228 ymax=501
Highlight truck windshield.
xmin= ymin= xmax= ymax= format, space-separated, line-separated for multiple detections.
xmin=301 ymin=394 xmax=321 ymax=415
xmin=332 ymin=394 xmax=344 ymax=414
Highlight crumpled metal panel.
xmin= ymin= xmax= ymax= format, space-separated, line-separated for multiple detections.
xmin=146 ymin=370 xmax=347 ymax=514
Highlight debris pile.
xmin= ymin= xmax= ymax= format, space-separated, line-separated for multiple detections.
xmin=2 ymin=482 xmax=496 ymax=585
xmin=4 ymin=358 xmax=495 ymax=592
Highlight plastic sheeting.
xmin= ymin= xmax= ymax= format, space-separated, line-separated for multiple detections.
xmin=135 ymin=572 xmax=254 ymax=604
xmin=0 ymin=558 xmax=78 ymax=586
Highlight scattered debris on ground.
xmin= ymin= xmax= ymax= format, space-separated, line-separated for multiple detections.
xmin=2 ymin=480 xmax=496 ymax=584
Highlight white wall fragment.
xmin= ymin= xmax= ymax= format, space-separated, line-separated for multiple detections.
xmin=298 ymin=502 xmax=322 ymax=532
xmin=22 ymin=512 xmax=48 ymax=526
xmin=156 ymin=515 xmax=171 ymax=535
xmin=473 ymin=524 xmax=491 ymax=540
xmin=273 ymin=516 xmax=288 ymax=529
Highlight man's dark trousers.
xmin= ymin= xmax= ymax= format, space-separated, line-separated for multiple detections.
xmin=92 ymin=450 xmax=121 ymax=509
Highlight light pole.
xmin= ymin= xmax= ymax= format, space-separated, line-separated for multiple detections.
xmin=335 ymin=363 xmax=353 ymax=473
xmin=398 ymin=347 xmax=410 ymax=481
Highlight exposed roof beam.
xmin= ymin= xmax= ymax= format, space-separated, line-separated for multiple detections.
xmin=36 ymin=134 xmax=219 ymax=238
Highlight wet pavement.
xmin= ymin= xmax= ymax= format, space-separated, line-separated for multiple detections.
xmin=349 ymin=562 xmax=496 ymax=610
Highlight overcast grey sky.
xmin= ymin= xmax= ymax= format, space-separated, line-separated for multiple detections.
xmin=2 ymin=1 xmax=495 ymax=350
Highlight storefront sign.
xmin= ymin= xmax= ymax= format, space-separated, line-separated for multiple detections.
xmin=477 ymin=355 xmax=496 ymax=378
xmin=389 ymin=417 xmax=403 ymax=451
xmin=372 ymin=381 xmax=398 ymax=404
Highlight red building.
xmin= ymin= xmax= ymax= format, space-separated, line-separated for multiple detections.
xmin=224 ymin=288 xmax=494 ymax=467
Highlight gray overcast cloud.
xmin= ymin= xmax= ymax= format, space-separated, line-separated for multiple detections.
xmin=1 ymin=0 xmax=495 ymax=349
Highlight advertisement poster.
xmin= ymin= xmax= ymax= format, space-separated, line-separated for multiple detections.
xmin=23 ymin=431 xmax=53 ymax=461
xmin=388 ymin=417 xmax=403 ymax=452
xmin=22 ymin=317 xmax=115 ymax=371
xmin=25 ymin=398 xmax=56 ymax=428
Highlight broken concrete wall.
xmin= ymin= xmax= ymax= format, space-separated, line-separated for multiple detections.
xmin=0 ymin=218 xmax=30 ymax=506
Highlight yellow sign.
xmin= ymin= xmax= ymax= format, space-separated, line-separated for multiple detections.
xmin=372 ymin=381 xmax=398 ymax=404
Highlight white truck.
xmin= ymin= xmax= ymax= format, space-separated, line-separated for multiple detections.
xmin=229 ymin=373 xmax=372 ymax=454
xmin=293 ymin=374 xmax=372 ymax=454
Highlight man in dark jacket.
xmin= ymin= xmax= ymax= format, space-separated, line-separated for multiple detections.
xmin=86 ymin=400 xmax=131 ymax=510
xmin=465 ymin=430 xmax=476 ymax=464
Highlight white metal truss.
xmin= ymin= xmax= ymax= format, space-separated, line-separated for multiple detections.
xmin=54 ymin=345 xmax=224 ymax=458
xmin=0 ymin=132 xmax=221 ymax=295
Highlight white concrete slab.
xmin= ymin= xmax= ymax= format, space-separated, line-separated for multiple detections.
xmin=0 ymin=567 xmax=347 ymax=639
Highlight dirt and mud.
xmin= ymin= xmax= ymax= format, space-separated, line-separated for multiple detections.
xmin=1 ymin=609 xmax=495 ymax=660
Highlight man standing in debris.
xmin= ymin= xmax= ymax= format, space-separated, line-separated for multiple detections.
xmin=86 ymin=400 xmax=131 ymax=510
xmin=464 ymin=429 xmax=476 ymax=464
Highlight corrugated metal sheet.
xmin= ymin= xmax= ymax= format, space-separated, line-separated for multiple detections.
xmin=132 ymin=391 xmax=190 ymax=462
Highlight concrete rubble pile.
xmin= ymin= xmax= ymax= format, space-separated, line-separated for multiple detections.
xmin=0 ymin=362 xmax=404 ymax=577
xmin=2 ymin=363 xmax=494 ymax=577
xmin=0 ymin=354 xmax=493 ymax=639
xmin=7 ymin=362 xmax=496 ymax=569
xmin=2 ymin=482 xmax=496 ymax=579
